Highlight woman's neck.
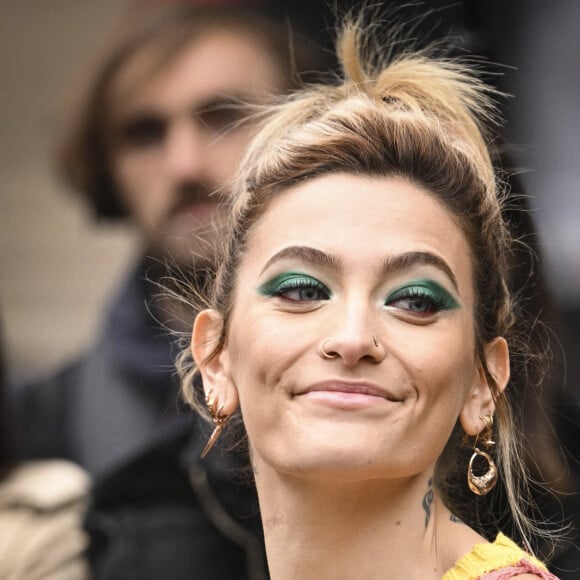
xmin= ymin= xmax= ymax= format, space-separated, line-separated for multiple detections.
xmin=256 ymin=469 xmax=483 ymax=580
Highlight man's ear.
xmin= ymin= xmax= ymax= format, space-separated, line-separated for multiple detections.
xmin=191 ymin=309 xmax=238 ymax=417
xmin=460 ymin=337 xmax=510 ymax=436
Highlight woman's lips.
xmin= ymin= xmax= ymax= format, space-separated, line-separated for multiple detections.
xmin=297 ymin=381 xmax=401 ymax=410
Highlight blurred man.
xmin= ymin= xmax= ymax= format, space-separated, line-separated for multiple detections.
xmin=13 ymin=2 xmax=331 ymax=578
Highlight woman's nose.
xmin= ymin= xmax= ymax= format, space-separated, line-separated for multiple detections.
xmin=317 ymin=306 xmax=385 ymax=366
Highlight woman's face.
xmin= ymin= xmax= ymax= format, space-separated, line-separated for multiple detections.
xmin=196 ymin=173 xmax=504 ymax=482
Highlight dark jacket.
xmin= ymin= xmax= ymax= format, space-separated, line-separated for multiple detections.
xmin=13 ymin=258 xmax=268 ymax=580
xmin=86 ymin=419 xmax=267 ymax=580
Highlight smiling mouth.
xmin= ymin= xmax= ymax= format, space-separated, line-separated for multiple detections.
xmin=297 ymin=382 xmax=402 ymax=410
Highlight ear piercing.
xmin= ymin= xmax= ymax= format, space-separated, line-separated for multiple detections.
xmin=200 ymin=392 xmax=230 ymax=458
xmin=466 ymin=414 xmax=498 ymax=496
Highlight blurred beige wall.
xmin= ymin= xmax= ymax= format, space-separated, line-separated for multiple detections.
xmin=1 ymin=1 xmax=139 ymax=382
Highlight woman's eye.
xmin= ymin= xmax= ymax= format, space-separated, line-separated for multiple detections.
xmin=277 ymin=284 xmax=328 ymax=302
xmin=259 ymin=274 xmax=330 ymax=303
xmin=388 ymin=293 xmax=439 ymax=315
xmin=385 ymin=282 xmax=458 ymax=318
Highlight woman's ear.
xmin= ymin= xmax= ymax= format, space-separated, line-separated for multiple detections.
xmin=460 ymin=337 xmax=510 ymax=436
xmin=191 ymin=309 xmax=239 ymax=417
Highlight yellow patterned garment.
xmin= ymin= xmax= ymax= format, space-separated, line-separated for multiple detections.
xmin=443 ymin=533 xmax=559 ymax=580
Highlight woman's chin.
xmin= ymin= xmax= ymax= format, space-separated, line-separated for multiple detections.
xmin=253 ymin=442 xmax=409 ymax=484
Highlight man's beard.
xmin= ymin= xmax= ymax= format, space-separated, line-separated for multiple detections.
xmin=144 ymin=182 xmax=227 ymax=330
xmin=153 ymin=181 xmax=227 ymax=267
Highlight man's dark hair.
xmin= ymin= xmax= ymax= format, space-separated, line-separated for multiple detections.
xmin=58 ymin=2 xmax=334 ymax=220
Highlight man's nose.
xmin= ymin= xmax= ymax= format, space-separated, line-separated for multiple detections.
xmin=165 ymin=122 xmax=207 ymax=181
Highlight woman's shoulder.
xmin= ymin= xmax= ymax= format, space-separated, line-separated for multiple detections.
xmin=442 ymin=533 xmax=559 ymax=580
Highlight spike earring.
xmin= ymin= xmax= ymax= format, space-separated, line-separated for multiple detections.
xmin=467 ymin=414 xmax=498 ymax=496
xmin=200 ymin=393 xmax=230 ymax=459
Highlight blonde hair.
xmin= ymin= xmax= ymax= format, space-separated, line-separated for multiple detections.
xmin=178 ymin=17 xmax=556 ymax=554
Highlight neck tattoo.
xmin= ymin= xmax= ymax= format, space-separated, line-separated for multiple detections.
xmin=422 ymin=477 xmax=434 ymax=528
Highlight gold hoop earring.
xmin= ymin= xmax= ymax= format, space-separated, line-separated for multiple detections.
xmin=200 ymin=394 xmax=230 ymax=459
xmin=467 ymin=448 xmax=498 ymax=495
xmin=319 ymin=339 xmax=337 ymax=360
xmin=466 ymin=414 xmax=498 ymax=495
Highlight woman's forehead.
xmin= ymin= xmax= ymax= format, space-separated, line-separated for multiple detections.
xmin=240 ymin=173 xmax=475 ymax=296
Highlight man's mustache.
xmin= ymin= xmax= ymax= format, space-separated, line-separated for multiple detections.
xmin=166 ymin=182 xmax=217 ymax=219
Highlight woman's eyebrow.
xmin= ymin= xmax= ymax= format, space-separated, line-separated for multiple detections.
xmin=260 ymin=246 xmax=342 ymax=275
xmin=260 ymin=247 xmax=457 ymax=288
xmin=382 ymin=251 xmax=458 ymax=291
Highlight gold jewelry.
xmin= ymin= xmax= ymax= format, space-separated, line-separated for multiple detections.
xmin=466 ymin=414 xmax=498 ymax=495
xmin=320 ymin=334 xmax=382 ymax=359
xmin=467 ymin=448 xmax=498 ymax=495
xmin=200 ymin=394 xmax=230 ymax=459
xmin=319 ymin=339 xmax=337 ymax=360
xmin=478 ymin=413 xmax=495 ymax=447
